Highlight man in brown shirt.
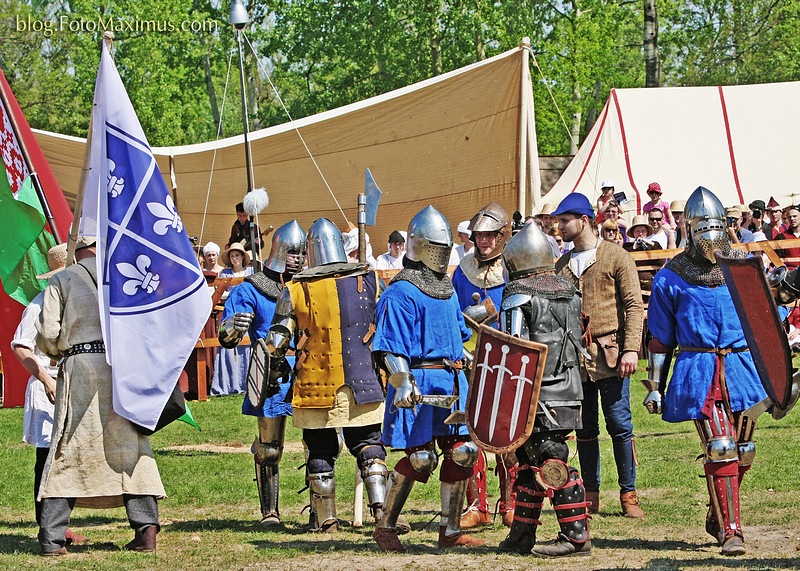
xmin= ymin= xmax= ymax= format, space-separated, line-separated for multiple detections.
xmin=552 ymin=193 xmax=646 ymax=519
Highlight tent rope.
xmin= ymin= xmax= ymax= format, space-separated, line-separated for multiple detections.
xmin=198 ymin=51 xmax=234 ymax=250
xmin=529 ymin=50 xmax=597 ymax=193
xmin=242 ymin=32 xmax=348 ymax=226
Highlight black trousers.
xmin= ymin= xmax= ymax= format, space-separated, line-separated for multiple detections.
xmin=303 ymin=423 xmax=384 ymax=474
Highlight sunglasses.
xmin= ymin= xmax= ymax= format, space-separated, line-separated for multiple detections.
xmin=649 ymin=217 xmax=663 ymax=222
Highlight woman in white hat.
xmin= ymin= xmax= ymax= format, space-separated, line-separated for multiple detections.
xmin=211 ymin=243 xmax=254 ymax=396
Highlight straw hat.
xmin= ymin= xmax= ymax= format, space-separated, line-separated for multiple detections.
xmin=627 ymin=215 xmax=651 ymax=239
xmin=669 ymin=200 xmax=685 ymax=213
xmin=36 ymin=243 xmax=69 ymax=280
xmin=534 ymin=203 xmax=556 ymax=217
xmin=222 ymin=242 xmax=251 ymax=267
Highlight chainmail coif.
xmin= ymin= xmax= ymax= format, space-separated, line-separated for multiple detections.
xmin=665 ymin=245 xmax=747 ymax=287
xmin=504 ymin=272 xmax=577 ymax=300
xmin=392 ymin=260 xmax=454 ymax=299
xmin=245 ymin=269 xmax=284 ymax=300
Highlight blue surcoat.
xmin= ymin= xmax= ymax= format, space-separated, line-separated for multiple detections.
xmin=373 ymin=280 xmax=471 ymax=448
xmin=221 ymin=281 xmax=293 ymax=418
xmin=648 ymin=268 xmax=767 ymax=423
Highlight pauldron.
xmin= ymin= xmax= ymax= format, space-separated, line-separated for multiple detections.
xmin=392 ymin=265 xmax=454 ymax=299
xmin=293 ymin=262 xmax=369 ymax=281
xmin=665 ymin=247 xmax=747 ymax=287
xmin=503 ymin=273 xmax=576 ymax=300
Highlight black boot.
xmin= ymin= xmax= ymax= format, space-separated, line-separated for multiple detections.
xmin=531 ymin=468 xmax=591 ymax=558
xmin=499 ymin=467 xmax=541 ymax=554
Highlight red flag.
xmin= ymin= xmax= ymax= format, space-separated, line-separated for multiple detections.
xmin=0 ymin=68 xmax=73 ymax=407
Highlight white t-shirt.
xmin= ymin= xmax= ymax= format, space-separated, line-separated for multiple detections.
xmin=569 ymin=244 xmax=597 ymax=278
xmin=11 ymin=292 xmax=57 ymax=448
xmin=648 ymin=229 xmax=668 ymax=249
xmin=375 ymin=252 xmax=405 ymax=270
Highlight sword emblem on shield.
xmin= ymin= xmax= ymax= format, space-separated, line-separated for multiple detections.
xmin=466 ymin=325 xmax=548 ymax=454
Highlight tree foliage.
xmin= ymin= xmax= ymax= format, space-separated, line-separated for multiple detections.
xmin=2 ymin=0 xmax=799 ymax=153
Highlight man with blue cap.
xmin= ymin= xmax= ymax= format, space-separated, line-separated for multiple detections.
xmin=551 ymin=193 xmax=646 ymax=524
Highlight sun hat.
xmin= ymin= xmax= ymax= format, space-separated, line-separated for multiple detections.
xmin=36 ymin=243 xmax=69 ymax=280
xmin=627 ymin=215 xmax=651 ymax=238
xmin=222 ymin=242 xmax=251 ymax=267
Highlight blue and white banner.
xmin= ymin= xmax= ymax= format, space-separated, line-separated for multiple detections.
xmin=82 ymin=43 xmax=211 ymax=430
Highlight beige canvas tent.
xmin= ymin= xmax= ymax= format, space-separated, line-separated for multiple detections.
xmin=544 ymin=81 xmax=800 ymax=215
xmin=33 ymin=41 xmax=541 ymax=252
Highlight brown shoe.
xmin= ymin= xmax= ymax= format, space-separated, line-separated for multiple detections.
xmin=124 ymin=525 xmax=157 ymax=552
xmin=260 ymin=513 xmax=281 ymax=527
xmin=585 ymin=491 xmax=600 ymax=514
xmin=437 ymin=527 xmax=487 ymax=549
xmin=501 ymin=510 xmax=514 ymax=528
xmin=620 ymin=491 xmax=644 ymax=518
xmin=532 ymin=534 xmax=592 ymax=558
xmin=721 ymin=534 xmax=746 ymax=556
xmin=65 ymin=529 xmax=89 ymax=545
xmin=41 ymin=547 xmax=68 ymax=557
xmin=373 ymin=527 xmax=406 ymax=553
xmin=460 ymin=507 xmax=491 ymax=529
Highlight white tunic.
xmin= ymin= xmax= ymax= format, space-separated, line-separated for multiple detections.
xmin=35 ymin=258 xmax=165 ymax=508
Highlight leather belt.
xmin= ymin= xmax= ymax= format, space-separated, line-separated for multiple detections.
xmin=65 ymin=340 xmax=105 ymax=358
xmin=681 ymin=346 xmax=749 ymax=354
xmin=410 ymin=358 xmax=463 ymax=370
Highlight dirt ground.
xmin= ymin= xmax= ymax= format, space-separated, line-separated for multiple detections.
xmin=162 ymin=445 xmax=800 ymax=571
xmin=231 ymin=523 xmax=800 ymax=571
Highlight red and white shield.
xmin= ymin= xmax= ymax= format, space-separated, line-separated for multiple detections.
xmin=466 ymin=325 xmax=548 ymax=454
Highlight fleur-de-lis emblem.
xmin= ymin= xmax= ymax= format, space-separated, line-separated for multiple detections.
xmin=146 ymin=194 xmax=183 ymax=235
xmin=107 ymin=159 xmax=125 ymax=198
xmin=117 ymin=255 xmax=160 ymax=295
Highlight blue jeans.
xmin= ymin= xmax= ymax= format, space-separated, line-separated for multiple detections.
xmin=576 ymin=376 xmax=637 ymax=493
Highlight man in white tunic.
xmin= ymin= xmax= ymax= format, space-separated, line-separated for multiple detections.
xmin=35 ymin=237 xmax=165 ymax=556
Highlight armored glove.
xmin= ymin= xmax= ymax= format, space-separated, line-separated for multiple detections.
xmin=641 ymin=380 xmax=662 ymax=414
xmin=233 ymin=312 xmax=254 ymax=332
xmin=390 ymin=372 xmax=421 ymax=409
xmin=219 ymin=312 xmax=255 ymax=348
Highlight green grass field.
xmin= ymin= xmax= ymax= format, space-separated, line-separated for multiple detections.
xmin=1 ymin=365 xmax=799 ymax=570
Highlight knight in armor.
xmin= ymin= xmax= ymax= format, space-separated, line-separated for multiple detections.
xmin=451 ymin=202 xmax=515 ymax=528
xmin=263 ymin=218 xmax=387 ymax=532
xmin=218 ymin=220 xmax=307 ymax=526
xmin=647 ymin=186 xmax=768 ymax=556
xmin=372 ymin=205 xmax=486 ymax=552
xmin=495 ymin=221 xmax=591 ymax=557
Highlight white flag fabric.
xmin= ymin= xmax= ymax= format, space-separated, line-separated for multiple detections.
xmin=82 ymin=43 xmax=212 ymax=430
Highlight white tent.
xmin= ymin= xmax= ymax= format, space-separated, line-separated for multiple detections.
xmin=33 ymin=41 xmax=541 ymax=251
xmin=544 ymin=82 xmax=800 ymax=215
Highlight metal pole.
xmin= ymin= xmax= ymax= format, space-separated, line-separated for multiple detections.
xmin=234 ymin=28 xmax=261 ymax=270
xmin=357 ymin=193 xmax=366 ymax=264
xmin=517 ymin=37 xmax=531 ymax=216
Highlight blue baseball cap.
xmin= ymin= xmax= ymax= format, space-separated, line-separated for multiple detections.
xmin=552 ymin=193 xmax=595 ymax=219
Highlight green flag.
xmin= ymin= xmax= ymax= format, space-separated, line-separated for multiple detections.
xmin=178 ymin=403 xmax=201 ymax=431
xmin=0 ymin=173 xmax=53 ymax=305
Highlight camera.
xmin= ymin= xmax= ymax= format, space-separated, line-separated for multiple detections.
xmin=726 ymin=217 xmax=738 ymax=227
xmin=752 ymin=208 xmax=762 ymax=219
xmin=511 ymin=210 xmax=524 ymax=234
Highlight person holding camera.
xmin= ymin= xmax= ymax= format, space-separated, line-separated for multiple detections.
xmin=745 ymin=200 xmax=774 ymax=240
xmin=725 ymin=206 xmax=755 ymax=244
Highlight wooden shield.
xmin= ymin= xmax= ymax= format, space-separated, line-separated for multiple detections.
xmin=246 ymin=338 xmax=270 ymax=409
xmin=717 ymin=252 xmax=794 ymax=408
xmin=466 ymin=325 xmax=548 ymax=454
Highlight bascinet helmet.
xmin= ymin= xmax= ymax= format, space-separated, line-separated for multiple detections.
xmin=503 ymin=220 xmax=554 ymax=280
xmin=406 ymin=205 xmax=453 ymax=274
xmin=265 ymin=220 xmax=306 ymax=273
xmin=468 ymin=201 xmax=511 ymax=262
xmin=684 ymin=186 xmax=728 ymax=263
xmin=306 ymin=218 xmax=346 ymax=268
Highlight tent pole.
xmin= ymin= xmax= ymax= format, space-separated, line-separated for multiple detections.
xmin=517 ymin=38 xmax=531 ymax=216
